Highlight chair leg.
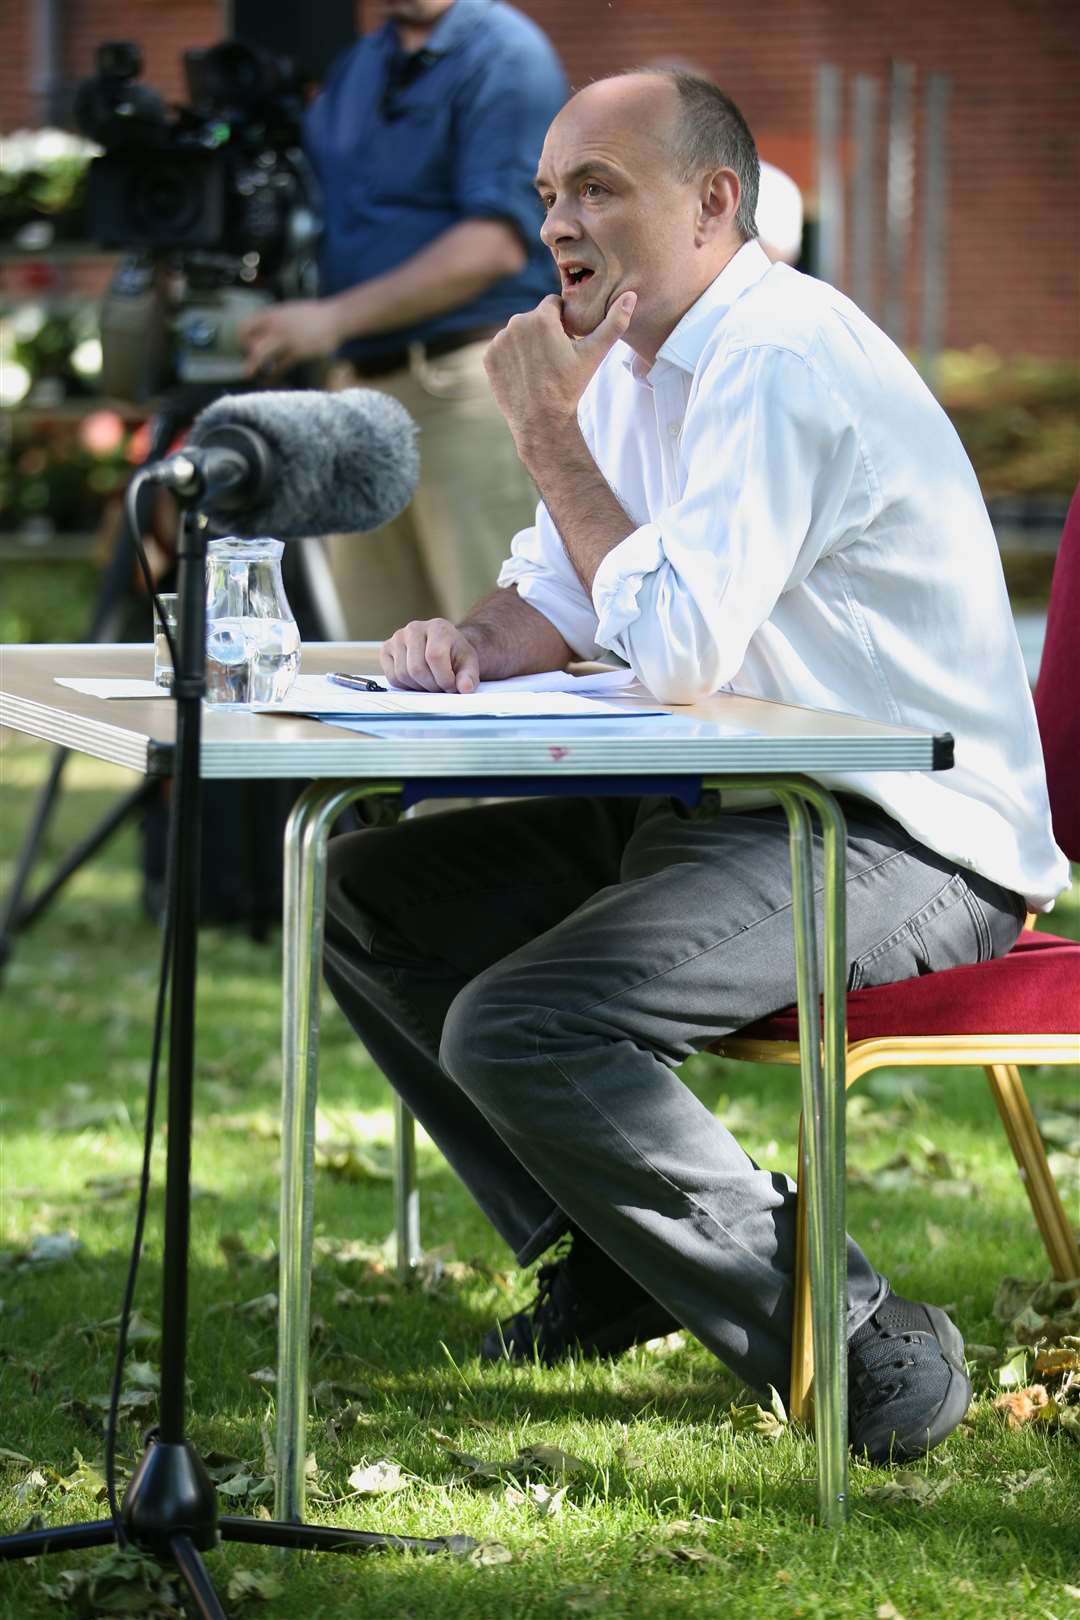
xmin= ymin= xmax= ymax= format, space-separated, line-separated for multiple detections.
xmin=393 ymin=1094 xmax=421 ymax=1278
xmin=984 ymin=1063 xmax=1080 ymax=1281
xmin=789 ymin=1114 xmax=815 ymax=1423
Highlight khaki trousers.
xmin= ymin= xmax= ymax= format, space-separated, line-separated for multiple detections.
xmin=324 ymin=340 xmax=538 ymax=639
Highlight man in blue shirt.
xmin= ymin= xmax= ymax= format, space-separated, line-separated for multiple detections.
xmin=240 ymin=1 xmax=568 ymax=635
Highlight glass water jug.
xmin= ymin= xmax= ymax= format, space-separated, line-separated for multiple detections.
xmin=204 ymin=537 xmax=301 ymax=705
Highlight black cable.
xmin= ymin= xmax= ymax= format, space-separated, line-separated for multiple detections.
xmin=103 ymin=486 xmax=182 ymax=1534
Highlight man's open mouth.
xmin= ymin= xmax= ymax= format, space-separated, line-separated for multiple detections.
xmin=562 ymin=266 xmax=595 ymax=289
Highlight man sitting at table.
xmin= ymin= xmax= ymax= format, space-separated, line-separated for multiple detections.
xmin=322 ymin=70 xmax=1068 ymax=1463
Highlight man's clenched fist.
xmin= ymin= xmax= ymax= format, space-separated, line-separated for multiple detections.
xmin=380 ymin=619 xmax=481 ymax=693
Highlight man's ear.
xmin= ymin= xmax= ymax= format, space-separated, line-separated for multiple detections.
xmin=696 ymin=167 xmax=740 ymax=243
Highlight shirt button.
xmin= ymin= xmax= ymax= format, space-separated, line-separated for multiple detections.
xmin=667 ymin=424 xmax=679 ymax=437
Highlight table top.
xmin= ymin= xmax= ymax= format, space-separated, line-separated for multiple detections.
xmin=0 ymin=643 xmax=953 ymax=782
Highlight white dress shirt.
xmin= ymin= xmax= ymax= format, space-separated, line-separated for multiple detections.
xmin=498 ymin=241 xmax=1069 ymax=910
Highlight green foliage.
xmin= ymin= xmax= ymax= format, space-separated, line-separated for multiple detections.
xmin=0 ymin=561 xmax=100 ymax=644
xmin=940 ymin=347 xmax=1080 ymax=499
xmin=0 ymin=736 xmax=1078 ymax=1619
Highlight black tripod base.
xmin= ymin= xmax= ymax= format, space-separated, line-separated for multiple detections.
xmin=1 ymin=1435 xmax=475 ymax=1614
xmin=1 ymin=1505 xmax=476 ymax=1620
xmin=218 ymin=1516 xmax=477 ymax=1558
xmin=122 ymin=1436 xmax=218 ymax=1553
xmin=0 ymin=1513 xmax=476 ymax=1561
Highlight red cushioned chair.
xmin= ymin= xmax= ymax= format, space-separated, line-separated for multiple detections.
xmin=713 ymin=484 xmax=1080 ymax=1421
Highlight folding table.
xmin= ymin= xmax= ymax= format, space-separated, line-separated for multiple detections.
xmin=0 ymin=640 xmax=953 ymax=1530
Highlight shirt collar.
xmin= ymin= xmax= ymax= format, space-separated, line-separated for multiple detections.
xmin=406 ymin=0 xmax=491 ymax=57
xmin=620 ymin=240 xmax=773 ymax=380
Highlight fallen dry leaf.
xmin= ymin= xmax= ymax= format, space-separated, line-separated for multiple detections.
xmin=1057 ymin=1407 xmax=1080 ymax=1442
xmin=864 ymin=1470 xmax=954 ymax=1506
xmin=1001 ymin=1466 xmax=1053 ymax=1497
xmin=516 ymin=1444 xmax=590 ymax=1479
xmin=995 ymin=1347 xmax=1031 ymax=1388
xmin=469 ymin=1540 xmax=513 ymax=1566
xmin=504 ymin=1480 xmax=567 ymax=1517
xmin=1035 ymin=1347 xmax=1080 ymax=1376
xmin=964 ymin=1342 xmax=1000 ymax=1366
xmin=562 ymin=1587 xmax=615 ymax=1612
xmin=994 ymin=1384 xmax=1052 ymax=1429
xmin=725 ymin=1385 xmax=788 ymax=1440
xmin=226 ymin=1568 xmax=284 ymax=1605
xmin=347 ymin=1459 xmax=406 ymax=1495
xmin=993 ymin=1276 xmax=1039 ymax=1323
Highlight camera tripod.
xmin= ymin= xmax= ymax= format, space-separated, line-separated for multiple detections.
xmin=0 ymin=500 xmax=473 ymax=1617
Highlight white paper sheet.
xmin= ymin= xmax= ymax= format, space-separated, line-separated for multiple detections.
xmin=291 ymin=689 xmax=659 ymax=719
xmin=56 ymin=677 xmax=167 ymax=699
xmin=247 ymin=669 xmax=653 ymax=719
xmin=55 ymin=670 xmax=647 ymax=722
xmin=332 ymin=714 xmax=710 ymax=740
xmin=310 ymin=667 xmax=637 ymax=697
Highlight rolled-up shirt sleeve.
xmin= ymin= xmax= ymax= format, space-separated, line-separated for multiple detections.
xmin=590 ymin=344 xmax=867 ymax=703
xmin=497 ymin=503 xmax=605 ymax=659
xmin=452 ymin=52 xmax=566 ymax=249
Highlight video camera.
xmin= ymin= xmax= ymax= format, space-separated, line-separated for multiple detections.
xmin=74 ymin=40 xmax=320 ymax=401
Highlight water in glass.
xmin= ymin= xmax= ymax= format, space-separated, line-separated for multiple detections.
xmin=204 ymin=538 xmax=300 ymax=705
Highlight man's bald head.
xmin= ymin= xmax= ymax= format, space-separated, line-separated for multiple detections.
xmin=568 ymin=70 xmax=761 ymax=244
xmin=547 ymin=74 xmax=683 ymax=167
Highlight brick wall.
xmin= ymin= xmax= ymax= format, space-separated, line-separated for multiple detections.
xmin=3 ymin=0 xmax=1076 ymax=358
xmin=62 ymin=1 xmax=223 ymax=110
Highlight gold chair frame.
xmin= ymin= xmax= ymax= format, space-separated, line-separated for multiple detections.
xmin=714 ymin=1013 xmax=1080 ymax=1420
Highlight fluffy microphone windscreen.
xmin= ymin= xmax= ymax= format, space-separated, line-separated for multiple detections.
xmin=188 ymin=388 xmax=420 ymax=539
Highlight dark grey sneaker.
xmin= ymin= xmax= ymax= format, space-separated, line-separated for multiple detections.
xmin=848 ymin=1291 xmax=973 ymax=1463
xmin=480 ymin=1237 xmax=679 ymax=1364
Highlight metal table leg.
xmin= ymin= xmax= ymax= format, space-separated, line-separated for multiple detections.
xmin=275 ymin=774 xmax=849 ymax=1529
xmin=276 ymin=780 xmax=401 ymax=1523
xmin=702 ymin=775 xmax=848 ymax=1526
xmin=776 ymin=784 xmax=848 ymax=1528
xmin=393 ymin=1095 xmax=421 ymax=1278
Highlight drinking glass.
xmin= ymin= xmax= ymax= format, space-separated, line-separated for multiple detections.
xmin=153 ymin=593 xmax=180 ymax=690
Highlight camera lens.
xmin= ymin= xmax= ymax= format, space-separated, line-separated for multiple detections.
xmin=132 ymin=159 xmax=204 ymax=237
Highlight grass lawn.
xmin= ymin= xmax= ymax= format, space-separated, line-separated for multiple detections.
xmin=0 ymin=733 xmax=1078 ymax=1620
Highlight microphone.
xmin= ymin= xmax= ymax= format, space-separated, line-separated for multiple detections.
xmin=146 ymin=388 xmax=421 ymax=539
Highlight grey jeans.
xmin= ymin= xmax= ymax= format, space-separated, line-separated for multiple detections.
xmin=323 ymin=792 xmax=1024 ymax=1397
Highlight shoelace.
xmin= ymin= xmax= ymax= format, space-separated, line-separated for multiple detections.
xmin=850 ymin=1330 xmax=926 ymax=1415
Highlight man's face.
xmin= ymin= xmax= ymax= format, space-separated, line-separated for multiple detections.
xmin=535 ymin=79 xmax=710 ymax=356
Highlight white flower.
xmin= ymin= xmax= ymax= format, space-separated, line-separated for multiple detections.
xmin=0 ymin=128 xmax=101 ymax=174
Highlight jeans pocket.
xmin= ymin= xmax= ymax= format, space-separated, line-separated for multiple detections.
xmin=848 ymin=871 xmax=994 ymax=990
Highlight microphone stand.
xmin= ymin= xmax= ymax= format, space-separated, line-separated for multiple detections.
xmin=0 ymin=499 xmax=472 ymax=1615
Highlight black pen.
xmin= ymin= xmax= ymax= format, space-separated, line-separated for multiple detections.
xmin=327 ymin=671 xmax=384 ymax=693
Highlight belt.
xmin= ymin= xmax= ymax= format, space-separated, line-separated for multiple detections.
xmin=347 ymin=325 xmax=502 ymax=379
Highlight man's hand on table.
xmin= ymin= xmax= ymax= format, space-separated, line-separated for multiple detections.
xmin=380 ymin=619 xmax=481 ymax=694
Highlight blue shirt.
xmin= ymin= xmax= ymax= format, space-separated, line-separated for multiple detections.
xmin=305 ymin=0 xmax=568 ymax=362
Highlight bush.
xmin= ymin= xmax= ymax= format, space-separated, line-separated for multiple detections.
xmin=939 ymin=347 xmax=1080 ymax=500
